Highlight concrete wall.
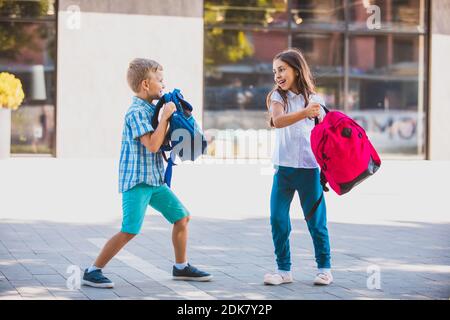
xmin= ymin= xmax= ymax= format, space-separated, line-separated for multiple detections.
xmin=56 ymin=0 xmax=204 ymax=158
xmin=428 ymin=0 xmax=450 ymax=160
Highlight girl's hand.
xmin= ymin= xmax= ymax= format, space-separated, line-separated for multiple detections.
xmin=304 ymin=103 xmax=321 ymax=120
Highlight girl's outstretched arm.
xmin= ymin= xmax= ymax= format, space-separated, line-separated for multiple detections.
xmin=270 ymin=101 xmax=321 ymax=128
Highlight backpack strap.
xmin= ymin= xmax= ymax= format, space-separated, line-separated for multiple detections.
xmin=151 ymin=94 xmax=167 ymax=130
xmin=320 ymin=170 xmax=329 ymax=192
xmin=314 ymin=104 xmax=330 ymax=126
xmin=151 ymin=93 xmax=173 ymax=158
xmin=313 ymin=103 xmax=330 ymax=193
xmin=174 ymin=89 xmax=193 ymax=112
xmin=305 ymin=193 xmax=324 ymax=222
xmin=164 ymin=153 xmax=175 ymax=188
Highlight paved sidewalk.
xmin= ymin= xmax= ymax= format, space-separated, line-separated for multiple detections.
xmin=1 ymin=215 xmax=449 ymax=300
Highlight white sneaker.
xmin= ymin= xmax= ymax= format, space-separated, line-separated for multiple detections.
xmin=314 ymin=272 xmax=333 ymax=285
xmin=263 ymin=272 xmax=293 ymax=285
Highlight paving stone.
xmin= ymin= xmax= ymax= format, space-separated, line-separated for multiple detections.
xmin=0 ymin=215 xmax=448 ymax=300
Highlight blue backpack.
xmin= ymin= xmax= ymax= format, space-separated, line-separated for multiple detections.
xmin=151 ymin=89 xmax=207 ymax=187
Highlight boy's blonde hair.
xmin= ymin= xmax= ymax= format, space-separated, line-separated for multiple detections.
xmin=127 ymin=58 xmax=163 ymax=93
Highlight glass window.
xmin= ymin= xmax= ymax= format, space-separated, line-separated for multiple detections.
xmin=0 ymin=0 xmax=56 ymax=19
xmin=205 ymin=29 xmax=288 ymax=130
xmin=290 ymin=0 xmax=345 ymax=31
xmin=349 ymin=0 xmax=427 ymax=32
xmin=205 ymin=0 xmax=288 ymax=28
xmin=348 ymin=33 xmax=426 ymax=156
xmin=0 ymin=0 xmax=57 ymax=155
xmin=349 ymin=34 xmax=423 ymax=110
xmin=292 ymin=32 xmax=344 ymax=109
xmin=204 ymin=1 xmax=428 ymax=158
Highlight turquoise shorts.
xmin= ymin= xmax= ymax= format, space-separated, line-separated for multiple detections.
xmin=121 ymin=183 xmax=190 ymax=234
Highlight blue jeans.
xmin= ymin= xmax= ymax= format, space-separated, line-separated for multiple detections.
xmin=270 ymin=166 xmax=331 ymax=271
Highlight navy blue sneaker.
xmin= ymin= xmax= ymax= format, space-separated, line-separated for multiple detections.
xmin=172 ymin=264 xmax=212 ymax=282
xmin=82 ymin=268 xmax=114 ymax=288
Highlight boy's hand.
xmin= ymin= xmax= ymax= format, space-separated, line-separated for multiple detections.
xmin=304 ymin=103 xmax=321 ymax=120
xmin=161 ymin=102 xmax=176 ymax=121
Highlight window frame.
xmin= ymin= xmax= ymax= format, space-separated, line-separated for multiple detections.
xmin=0 ymin=0 xmax=59 ymax=157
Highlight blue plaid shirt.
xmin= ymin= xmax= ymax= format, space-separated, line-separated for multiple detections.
xmin=119 ymin=96 xmax=165 ymax=193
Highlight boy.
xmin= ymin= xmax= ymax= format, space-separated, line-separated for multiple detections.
xmin=82 ymin=58 xmax=212 ymax=288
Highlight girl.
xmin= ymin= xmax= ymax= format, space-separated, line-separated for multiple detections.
xmin=264 ymin=49 xmax=332 ymax=286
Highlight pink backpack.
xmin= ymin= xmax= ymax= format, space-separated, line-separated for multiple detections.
xmin=311 ymin=106 xmax=381 ymax=195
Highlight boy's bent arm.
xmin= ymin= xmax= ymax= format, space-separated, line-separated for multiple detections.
xmin=140 ymin=118 xmax=169 ymax=153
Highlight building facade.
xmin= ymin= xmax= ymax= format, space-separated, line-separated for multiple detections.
xmin=1 ymin=0 xmax=449 ymax=160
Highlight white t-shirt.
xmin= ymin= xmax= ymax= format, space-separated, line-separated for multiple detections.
xmin=269 ymin=90 xmax=326 ymax=169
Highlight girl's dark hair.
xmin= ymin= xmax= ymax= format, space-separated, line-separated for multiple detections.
xmin=266 ymin=48 xmax=316 ymax=127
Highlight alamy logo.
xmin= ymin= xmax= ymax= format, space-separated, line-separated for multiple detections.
xmin=366 ymin=5 xmax=381 ymax=30
xmin=66 ymin=265 xmax=81 ymax=290
xmin=366 ymin=265 xmax=381 ymax=290
xmin=66 ymin=5 xmax=81 ymax=30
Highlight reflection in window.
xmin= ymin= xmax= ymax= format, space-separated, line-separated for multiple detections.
xmin=0 ymin=0 xmax=56 ymax=155
xmin=204 ymin=0 xmax=288 ymax=28
xmin=290 ymin=0 xmax=345 ymax=30
xmin=292 ymin=33 xmax=344 ymax=109
xmin=205 ymin=29 xmax=288 ymax=130
xmin=349 ymin=35 xmax=423 ymax=111
xmin=204 ymin=0 xmax=428 ymax=157
xmin=0 ymin=0 xmax=55 ymax=18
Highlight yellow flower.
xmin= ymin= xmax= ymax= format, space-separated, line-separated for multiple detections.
xmin=0 ymin=72 xmax=25 ymax=110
